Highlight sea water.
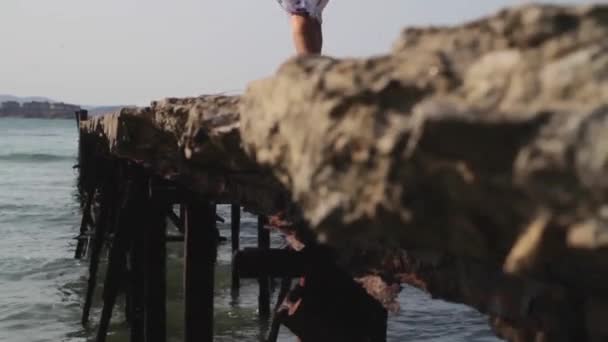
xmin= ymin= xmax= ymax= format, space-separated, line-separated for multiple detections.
xmin=0 ymin=117 xmax=500 ymax=341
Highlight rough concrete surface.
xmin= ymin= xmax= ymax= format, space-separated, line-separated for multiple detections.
xmin=82 ymin=4 xmax=608 ymax=341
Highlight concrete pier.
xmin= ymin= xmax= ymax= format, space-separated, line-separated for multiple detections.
xmin=74 ymin=4 xmax=608 ymax=341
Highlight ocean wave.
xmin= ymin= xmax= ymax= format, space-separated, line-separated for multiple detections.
xmin=0 ymin=153 xmax=74 ymax=163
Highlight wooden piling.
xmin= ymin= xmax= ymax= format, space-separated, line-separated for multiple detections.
xmin=74 ymin=194 xmax=93 ymax=259
xmin=74 ymin=109 xmax=91 ymax=259
xmin=257 ymin=215 xmax=271 ymax=318
xmin=143 ymin=181 xmax=169 ymax=342
xmin=96 ymin=172 xmax=131 ymax=342
xmin=231 ymin=204 xmax=241 ymax=296
xmin=81 ymin=179 xmax=115 ymax=325
xmin=75 ymin=109 xmax=88 ymax=125
xmin=179 ymin=204 xmax=186 ymax=234
xmin=128 ymin=191 xmax=146 ymax=342
xmin=184 ymin=200 xmax=217 ymax=342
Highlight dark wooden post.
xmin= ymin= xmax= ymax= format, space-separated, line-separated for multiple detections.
xmin=231 ymin=204 xmax=241 ymax=296
xmin=128 ymin=199 xmax=146 ymax=342
xmin=96 ymin=172 xmax=131 ymax=342
xmin=184 ymin=200 xmax=217 ymax=342
xmin=74 ymin=109 xmax=91 ymax=259
xmin=81 ymin=180 xmax=115 ymax=325
xmin=258 ymin=215 xmax=271 ymax=318
xmin=143 ymin=185 xmax=168 ymax=342
xmin=74 ymin=109 xmax=88 ymax=126
xmin=74 ymin=195 xmax=93 ymax=259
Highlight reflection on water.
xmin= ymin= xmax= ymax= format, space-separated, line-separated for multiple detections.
xmin=0 ymin=118 xmax=500 ymax=342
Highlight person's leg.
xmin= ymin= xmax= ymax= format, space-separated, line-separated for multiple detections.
xmin=290 ymin=13 xmax=322 ymax=55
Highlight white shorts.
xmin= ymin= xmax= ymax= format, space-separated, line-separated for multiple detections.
xmin=277 ymin=0 xmax=329 ymax=22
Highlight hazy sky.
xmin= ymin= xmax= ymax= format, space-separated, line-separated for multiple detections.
xmin=0 ymin=0 xmax=587 ymax=105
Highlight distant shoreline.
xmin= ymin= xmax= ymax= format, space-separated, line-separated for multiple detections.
xmin=0 ymin=114 xmax=75 ymax=120
xmin=1 ymin=96 xmax=126 ymax=119
xmin=0 ymin=100 xmax=80 ymax=120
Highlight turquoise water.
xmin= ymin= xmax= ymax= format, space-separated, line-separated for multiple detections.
xmin=0 ymin=117 xmax=500 ymax=341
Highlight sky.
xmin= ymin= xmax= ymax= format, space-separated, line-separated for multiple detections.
xmin=0 ymin=0 xmax=589 ymax=106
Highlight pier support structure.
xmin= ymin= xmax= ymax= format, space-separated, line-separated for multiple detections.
xmin=184 ymin=200 xmax=217 ymax=342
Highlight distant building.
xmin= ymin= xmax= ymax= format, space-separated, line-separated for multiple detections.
xmin=50 ymin=102 xmax=81 ymax=118
xmin=22 ymin=101 xmax=52 ymax=117
xmin=0 ymin=101 xmax=81 ymax=119
xmin=0 ymin=101 xmax=21 ymax=116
